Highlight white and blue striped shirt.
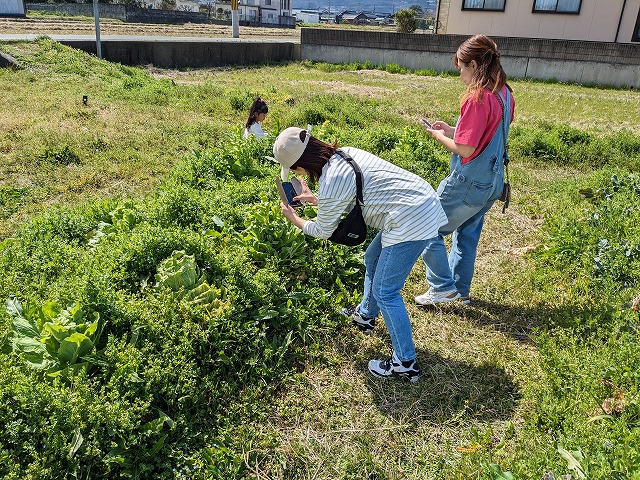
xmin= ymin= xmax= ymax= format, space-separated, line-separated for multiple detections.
xmin=302 ymin=147 xmax=448 ymax=247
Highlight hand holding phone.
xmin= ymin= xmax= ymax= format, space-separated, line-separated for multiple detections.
xmin=276 ymin=177 xmax=303 ymax=207
xmin=420 ymin=118 xmax=433 ymax=129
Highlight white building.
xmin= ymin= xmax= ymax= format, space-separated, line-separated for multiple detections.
xmin=292 ymin=9 xmax=320 ymax=24
xmin=436 ymin=0 xmax=640 ymax=43
xmin=213 ymin=0 xmax=292 ymax=24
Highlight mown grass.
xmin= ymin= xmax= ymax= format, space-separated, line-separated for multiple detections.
xmin=0 ymin=38 xmax=639 ymax=479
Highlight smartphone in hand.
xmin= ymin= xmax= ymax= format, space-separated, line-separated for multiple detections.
xmin=420 ymin=118 xmax=433 ymax=129
xmin=276 ymin=177 xmax=303 ymax=207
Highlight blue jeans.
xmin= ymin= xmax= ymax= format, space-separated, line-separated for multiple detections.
xmin=421 ymin=198 xmax=495 ymax=297
xmin=358 ymin=233 xmax=429 ymax=362
xmin=421 ymin=90 xmax=511 ymax=297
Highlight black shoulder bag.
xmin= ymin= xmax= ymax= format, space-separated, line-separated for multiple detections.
xmin=327 ymin=150 xmax=367 ymax=246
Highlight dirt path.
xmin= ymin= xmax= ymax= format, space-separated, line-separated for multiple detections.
xmin=0 ymin=16 xmax=301 ymax=39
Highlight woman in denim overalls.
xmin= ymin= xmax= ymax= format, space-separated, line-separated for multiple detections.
xmin=416 ymin=35 xmax=515 ymax=306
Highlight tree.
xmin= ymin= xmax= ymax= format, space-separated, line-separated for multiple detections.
xmin=395 ymin=9 xmax=417 ymax=33
xmin=159 ymin=0 xmax=176 ymax=9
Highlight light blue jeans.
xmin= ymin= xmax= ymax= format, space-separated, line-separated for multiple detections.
xmin=358 ymin=232 xmax=429 ymax=362
xmin=421 ymin=89 xmax=511 ymax=297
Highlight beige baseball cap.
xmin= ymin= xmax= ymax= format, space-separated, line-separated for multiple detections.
xmin=273 ymin=127 xmax=310 ymax=181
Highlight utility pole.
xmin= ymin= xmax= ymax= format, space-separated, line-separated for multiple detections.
xmin=92 ymin=0 xmax=102 ymax=59
xmin=232 ymin=0 xmax=239 ymax=38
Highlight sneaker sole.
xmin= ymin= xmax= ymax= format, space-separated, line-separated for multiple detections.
xmin=367 ymin=367 xmax=420 ymax=382
xmin=415 ymin=293 xmax=462 ymax=306
xmin=368 ymin=370 xmax=420 ymax=383
xmin=353 ymin=322 xmax=374 ymax=335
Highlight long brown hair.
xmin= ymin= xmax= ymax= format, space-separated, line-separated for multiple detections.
xmin=245 ymin=98 xmax=268 ymax=129
xmin=291 ymin=132 xmax=338 ymax=184
xmin=454 ymin=34 xmax=511 ymax=104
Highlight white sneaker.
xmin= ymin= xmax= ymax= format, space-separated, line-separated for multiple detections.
xmin=415 ymin=288 xmax=461 ymax=306
xmin=368 ymin=351 xmax=420 ymax=382
xmin=339 ymin=306 xmax=375 ymax=334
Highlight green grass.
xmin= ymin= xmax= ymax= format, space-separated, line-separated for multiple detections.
xmin=26 ymin=10 xmax=124 ymax=23
xmin=0 ymin=38 xmax=639 ymax=479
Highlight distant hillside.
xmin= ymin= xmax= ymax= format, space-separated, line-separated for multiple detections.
xmin=293 ymin=0 xmax=436 ymax=15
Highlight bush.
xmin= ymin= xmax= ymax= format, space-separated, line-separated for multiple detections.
xmin=395 ymin=9 xmax=418 ymax=33
xmin=508 ymin=124 xmax=640 ymax=170
xmin=0 ymin=129 xmax=369 ymax=478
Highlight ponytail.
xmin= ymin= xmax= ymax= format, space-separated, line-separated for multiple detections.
xmin=245 ymin=98 xmax=269 ymax=129
xmin=454 ymin=35 xmax=511 ymax=104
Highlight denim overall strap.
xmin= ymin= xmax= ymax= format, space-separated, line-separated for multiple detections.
xmin=495 ymin=89 xmax=511 ymax=179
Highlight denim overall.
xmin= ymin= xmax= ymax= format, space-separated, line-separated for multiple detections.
xmin=421 ymin=88 xmax=512 ymax=298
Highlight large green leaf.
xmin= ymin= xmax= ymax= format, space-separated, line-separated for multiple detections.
xmin=11 ymin=315 xmax=40 ymax=341
xmin=39 ymin=301 xmax=61 ymax=327
xmin=558 ymin=446 xmax=587 ymax=479
xmin=84 ymin=315 xmax=101 ymax=337
xmin=69 ymin=428 xmax=83 ymax=458
xmin=57 ymin=333 xmax=94 ymax=365
xmin=12 ymin=335 xmax=44 ymax=353
xmin=154 ymin=250 xmax=199 ymax=291
xmin=5 ymin=297 xmax=23 ymax=319
xmin=43 ymin=322 xmax=72 ymax=343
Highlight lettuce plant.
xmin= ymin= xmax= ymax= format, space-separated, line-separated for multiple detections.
xmin=6 ymin=298 xmax=105 ymax=378
xmin=151 ymin=250 xmax=227 ymax=312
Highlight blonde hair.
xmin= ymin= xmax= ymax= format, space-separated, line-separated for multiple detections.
xmin=454 ymin=34 xmax=511 ymax=104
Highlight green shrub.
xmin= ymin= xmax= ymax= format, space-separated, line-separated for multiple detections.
xmin=0 ymin=186 xmax=30 ymax=220
xmin=509 ymin=124 xmax=640 ymax=170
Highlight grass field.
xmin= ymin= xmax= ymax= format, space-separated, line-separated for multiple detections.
xmin=0 ymin=37 xmax=639 ymax=479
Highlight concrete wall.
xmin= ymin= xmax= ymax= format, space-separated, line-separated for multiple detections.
xmin=59 ymin=38 xmax=300 ymax=69
xmin=300 ymin=28 xmax=640 ymax=88
xmin=440 ymin=0 xmax=640 ymax=44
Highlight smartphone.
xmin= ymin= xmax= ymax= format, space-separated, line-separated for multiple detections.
xmin=420 ymin=118 xmax=433 ymax=129
xmin=276 ymin=177 xmax=303 ymax=207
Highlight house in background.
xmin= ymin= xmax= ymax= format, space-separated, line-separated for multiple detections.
xmin=337 ymin=11 xmax=369 ymax=24
xmin=319 ymin=9 xmax=337 ymax=23
xmin=292 ymin=8 xmax=320 ymax=23
xmin=435 ymin=0 xmax=640 ymax=43
xmin=211 ymin=0 xmax=292 ymax=25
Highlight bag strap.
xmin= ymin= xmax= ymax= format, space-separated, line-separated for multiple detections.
xmin=335 ymin=149 xmax=364 ymax=207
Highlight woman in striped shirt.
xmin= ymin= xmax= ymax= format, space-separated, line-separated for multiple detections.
xmin=273 ymin=126 xmax=448 ymax=382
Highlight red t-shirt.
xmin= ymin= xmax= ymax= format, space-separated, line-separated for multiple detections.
xmin=454 ymin=86 xmax=515 ymax=164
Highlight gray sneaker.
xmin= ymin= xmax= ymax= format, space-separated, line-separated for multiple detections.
xmin=340 ymin=306 xmax=375 ymax=334
xmin=415 ymin=288 xmax=461 ymax=306
xmin=368 ymin=351 xmax=420 ymax=382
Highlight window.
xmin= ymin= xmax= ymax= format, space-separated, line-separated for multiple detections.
xmin=532 ymin=0 xmax=581 ymax=14
xmin=462 ymin=0 xmax=506 ymax=11
xmin=633 ymin=8 xmax=640 ymax=42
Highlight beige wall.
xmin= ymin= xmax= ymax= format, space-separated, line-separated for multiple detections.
xmin=440 ymin=0 xmax=640 ymax=43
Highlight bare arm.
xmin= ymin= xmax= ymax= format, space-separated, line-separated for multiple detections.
xmin=422 ymin=120 xmax=476 ymax=158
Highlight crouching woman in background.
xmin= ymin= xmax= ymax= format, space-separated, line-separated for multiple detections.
xmin=273 ymin=126 xmax=448 ymax=382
